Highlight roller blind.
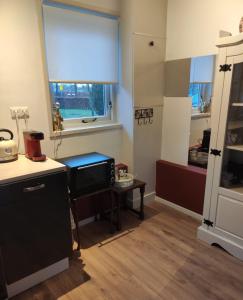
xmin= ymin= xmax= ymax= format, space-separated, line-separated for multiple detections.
xmin=42 ymin=4 xmax=118 ymax=83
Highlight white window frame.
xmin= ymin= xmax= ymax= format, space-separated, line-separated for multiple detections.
xmin=49 ymin=82 xmax=115 ymax=129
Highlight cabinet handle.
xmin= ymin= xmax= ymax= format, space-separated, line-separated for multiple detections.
xmin=23 ymin=183 xmax=45 ymax=193
xmin=77 ymin=161 xmax=107 ymax=170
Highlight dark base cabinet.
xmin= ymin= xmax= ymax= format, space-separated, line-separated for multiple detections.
xmin=0 ymin=250 xmax=7 ymax=300
xmin=0 ymin=171 xmax=72 ymax=286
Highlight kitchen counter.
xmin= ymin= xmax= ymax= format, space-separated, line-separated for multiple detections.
xmin=0 ymin=155 xmax=66 ymax=185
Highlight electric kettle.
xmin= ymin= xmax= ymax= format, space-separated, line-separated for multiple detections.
xmin=0 ymin=129 xmax=18 ymax=163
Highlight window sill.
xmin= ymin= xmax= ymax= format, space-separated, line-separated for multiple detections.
xmin=50 ymin=122 xmax=122 ymax=139
xmin=191 ymin=112 xmax=211 ymax=120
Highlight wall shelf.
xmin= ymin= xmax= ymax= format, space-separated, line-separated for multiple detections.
xmin=228 ymin=121 xmax=243 ymax=129
xmin=232 ymin=102 xmax=243 ymax=107
xmin=226 ymin=145 xmax=243 ymax=151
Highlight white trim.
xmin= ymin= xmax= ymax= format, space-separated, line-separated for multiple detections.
xmin=133 ymin=32 xmax=165 ymax=40
xmin=216 ymin=32 xmax=243 ymax=48
xmin=155 ymin=196 xmax=203 ymax=221
xmin=50 ymin=122 xmax=122 ymax=138
xmin=191 ymin=112 xmax=211 ymax=119
xmin=197 ymin=226 xmax=243 ymax=261
xmin=6 ymin=258 xmax=69 ymax=298
xmin=49 ymin=80 xmax=118 ymax=84
xmin=75 ymin=193 xmax=156 ymax=227
xmin=44 ymin=0 xmax=120 ymax=17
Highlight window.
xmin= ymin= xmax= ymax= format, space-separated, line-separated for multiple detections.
xmin=189 ymin=55 xmax=215 ymax=114
xmin=42 ymin=1 xmax=118 ymax=130
xmin=50 ymin=83 xmax=112 ymax=121
xmin=189 ymin=83 xmax=212 ymax=113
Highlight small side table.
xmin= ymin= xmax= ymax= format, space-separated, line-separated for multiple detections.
xmin=112 ymin=179 xmax=146 ymax=230
xmin=71 ymin=187 xmax=116 ymax=251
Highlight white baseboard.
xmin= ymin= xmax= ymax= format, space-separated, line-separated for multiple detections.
xmin=76 ymin=192 xmax=155 ymax=226
xmin=6 ymin=258 xmax=69 ymax=298
xmin=132 ymin=192 xmax=155 ymax=209
xmin=155 ymin=196 xmax=202 ymax=221
xmin=198 ymin=226 xmax=243 ymax=261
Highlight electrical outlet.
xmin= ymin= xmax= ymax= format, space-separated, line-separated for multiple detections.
xmin=10 ymin=106 xmax=29 ymax=120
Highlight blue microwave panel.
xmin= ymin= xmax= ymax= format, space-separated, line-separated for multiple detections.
xmin=59 ymin=152 xmax=111 ymax=168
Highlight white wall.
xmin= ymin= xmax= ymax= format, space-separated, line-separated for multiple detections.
xmin=119 ymin=0 xmax=166 ymax=198
xmin=166 ymin=0 xmax=243 ymax=61
xmin=131 ymin=0 xmax=167 ymax=37
xmin=117 ymin=0 xmax=134 ymax=170
xmin=0 ymin=0 xmax=122 ymax=161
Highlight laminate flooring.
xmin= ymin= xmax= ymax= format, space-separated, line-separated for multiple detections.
xmin=13 ymin=201 xmax=243 ymax=300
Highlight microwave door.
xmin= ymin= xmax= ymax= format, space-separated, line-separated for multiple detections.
xmin=74 ymin=161 xmax=109 ymax=195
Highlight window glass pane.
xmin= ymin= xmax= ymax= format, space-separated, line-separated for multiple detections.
xmin=189 ymin=83 xmax=212 ymax=110
xmin=189 ymin=83 xmax=200 ymax=108
xmin=50 ymin=83 xmax=111 ymax=120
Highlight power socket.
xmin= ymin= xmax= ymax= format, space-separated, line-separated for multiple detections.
xmin=10 ymin=106 xmax=29 ymax=120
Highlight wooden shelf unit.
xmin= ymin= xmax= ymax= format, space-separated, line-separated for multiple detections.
xmin=226 ymin=145 xmax=243 ymax=151
xmin=232 ymin=102 xmax=243 ymax=107
xmin=227 ymin=121 xmax=243 ymax=129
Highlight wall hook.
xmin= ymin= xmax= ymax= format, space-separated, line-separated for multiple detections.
xmin=149 ymin=41 xmax=154 ymax=47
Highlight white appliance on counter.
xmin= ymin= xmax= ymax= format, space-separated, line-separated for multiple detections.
xmin=0 ymin=129 xmax=18 ymax=163
xmin=198 ymin=33 xmax=243 ymax=261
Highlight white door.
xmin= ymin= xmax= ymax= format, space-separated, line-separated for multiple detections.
xmin=209 ymin=54 xmax=243 ymax=243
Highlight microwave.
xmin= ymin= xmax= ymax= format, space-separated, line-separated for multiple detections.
xmin=58 ymin=152 xmax=115 ymax=198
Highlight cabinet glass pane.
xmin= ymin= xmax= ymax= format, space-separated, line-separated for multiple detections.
xmin=221 ymin=62 xmax=243 ymax=191
xmin=230 ymin=62 xmax=243 ymax=104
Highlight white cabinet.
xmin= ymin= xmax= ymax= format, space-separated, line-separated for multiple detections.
xmin=134 ymin=35 xmax=164 ymax=106
xmin=198 ymin=34 xmax=243 ymax=261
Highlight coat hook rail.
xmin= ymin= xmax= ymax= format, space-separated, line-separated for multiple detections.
xmin=134 ymin=108 xmax=153 ymax=125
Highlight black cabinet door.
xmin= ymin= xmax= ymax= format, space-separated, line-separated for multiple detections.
xmin=0 ymin=171 xmax=72 ymax=284
xmin=0 ymin=249 xmax=7 ymax=300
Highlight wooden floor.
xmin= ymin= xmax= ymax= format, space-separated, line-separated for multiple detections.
xmin=14 ymin=201 xmax=243 ymax=300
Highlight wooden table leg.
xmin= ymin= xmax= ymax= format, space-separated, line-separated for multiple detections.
xmin=71 ymin=201 xmax=81 ymax=251
xmin=110 ymin=191 xmax=115 ymax=234
xmin=139 ymin=186 xmax=145 ymax=220
xmin=117 ymin=193 xmax=122 ymax=231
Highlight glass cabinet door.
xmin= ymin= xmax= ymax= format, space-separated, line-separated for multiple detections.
xmin=221 ymin=61 xmax=243 ymax=192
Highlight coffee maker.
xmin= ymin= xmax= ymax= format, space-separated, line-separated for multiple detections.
xmin=23 ymin=131 xmax=46 ymax=162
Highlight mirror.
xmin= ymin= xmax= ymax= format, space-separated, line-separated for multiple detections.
xmin=164 ymin=54 xmax=216 ymax=167
xmin=165 ymin=55 xmax=216 ymax=114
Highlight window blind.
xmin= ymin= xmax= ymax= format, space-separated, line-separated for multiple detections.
xmin=42 ymin=4 xmax=118 ymax=83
